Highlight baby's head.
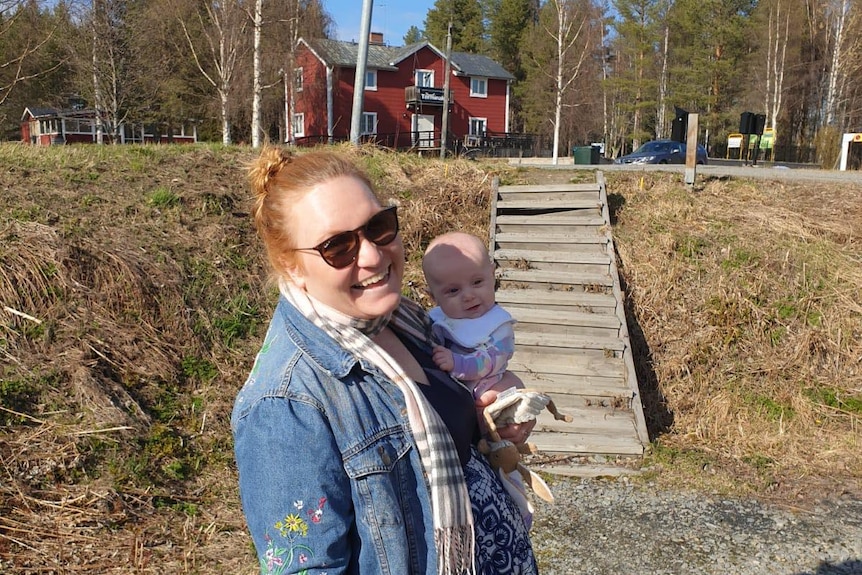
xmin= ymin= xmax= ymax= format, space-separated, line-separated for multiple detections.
xmin=422 ymin=232 xmax=496 ymax=320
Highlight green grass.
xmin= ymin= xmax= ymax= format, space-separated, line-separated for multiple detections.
xmin=148 ymin=186 xmax=180 ymax=208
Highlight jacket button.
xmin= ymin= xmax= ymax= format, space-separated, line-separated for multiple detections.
xmin=378 ymin=446 xmax=392 ymax=466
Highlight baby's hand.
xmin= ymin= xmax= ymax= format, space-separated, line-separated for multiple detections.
xmin=432 ymin=345 xmax=455 ymax=372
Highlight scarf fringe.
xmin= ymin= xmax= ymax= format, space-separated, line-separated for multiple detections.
xmin=435 ymin=525 xmax=476 ymax=575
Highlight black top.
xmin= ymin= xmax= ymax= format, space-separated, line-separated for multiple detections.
xmin=396 ymin=332 xmax=479 ymax=467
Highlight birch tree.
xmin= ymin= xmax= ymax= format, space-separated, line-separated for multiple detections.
xmin=763 ymin=0 xmax=789 ymax=130
xmin=0 ymin=0 xmax=63 ymax=108
xmin=523 ymin=0 xmax=594 ymax=163
xmin=251 ymin=0 xmax=263 ymax=147
xmin=823 ymin=0 xmax=852 ymax=127
xmin=179 ymin=0 xmax=249 ymax=144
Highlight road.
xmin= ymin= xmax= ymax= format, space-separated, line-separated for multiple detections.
xmin=507 ymin=157 xmax=862 ymax=184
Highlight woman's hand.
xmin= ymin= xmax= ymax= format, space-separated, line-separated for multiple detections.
xmin=474 ymin=389 xmax=536 ymax=444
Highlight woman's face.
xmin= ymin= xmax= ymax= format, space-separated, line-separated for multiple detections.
xmin=286 ymin=175 xmax=404 ymax=319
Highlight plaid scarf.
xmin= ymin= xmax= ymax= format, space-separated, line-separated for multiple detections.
xmin=280 ymin=281 xmax=475 ymax=575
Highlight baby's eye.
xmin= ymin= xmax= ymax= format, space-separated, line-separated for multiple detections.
xmin=472 ymin=278 xmax=484 ymax=286
xmin=447 ymin=287 xmax=460 ymax=295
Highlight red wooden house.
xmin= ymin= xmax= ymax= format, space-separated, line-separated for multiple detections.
xmin=292 ymin=35 xmax=516 ymax=151
xmin=21 ymin=106 xmax=198 ymax=146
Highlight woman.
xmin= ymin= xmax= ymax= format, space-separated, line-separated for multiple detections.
xmin=231 ymin=146 xmax=537 ymax=575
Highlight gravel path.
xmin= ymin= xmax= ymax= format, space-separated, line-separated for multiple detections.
xmin=530 ymin=477 xmax=862 ymax=575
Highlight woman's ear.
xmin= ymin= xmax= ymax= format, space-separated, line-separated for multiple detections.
xmin=280 ymin=255 xmax=307 ymax=290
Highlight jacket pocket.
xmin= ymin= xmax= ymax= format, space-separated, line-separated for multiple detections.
xmin=343 ymin=429 xmax=414 ymax=527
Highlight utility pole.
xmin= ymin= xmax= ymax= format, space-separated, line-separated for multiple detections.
xmin=440 ymin=21 xmax=452 ymax=159
xmin=350 ymin=0 xmax=374 ymax=145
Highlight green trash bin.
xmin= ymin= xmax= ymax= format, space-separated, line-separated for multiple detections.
xmin=573 ymin=145 xmax=599 ymax=165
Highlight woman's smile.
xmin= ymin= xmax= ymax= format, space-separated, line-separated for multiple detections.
xmin=354 ymin=266 xmax=390 ymax=289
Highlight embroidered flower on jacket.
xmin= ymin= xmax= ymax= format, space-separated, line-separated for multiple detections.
xmin=261 ymin=498 xmax=328 ymax=575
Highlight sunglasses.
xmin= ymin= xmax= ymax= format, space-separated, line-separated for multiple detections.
xmin=295 ymin=206 xmax=399 ymax=269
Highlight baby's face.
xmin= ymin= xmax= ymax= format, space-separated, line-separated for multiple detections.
xmin=427 ymin=257 xmax=496 ymax=320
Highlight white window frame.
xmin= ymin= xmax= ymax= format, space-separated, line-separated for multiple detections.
xmin=292 ymin=113 xmax=305 ymax=138
xmin=294 ymin=67 xmax=303 ymax=92
xmin=469 ymin=117 xmax=487 ymax=137
xmin=365 ymin=69 xmax=378 ymax=91
xmin=415 ymin=69 xmax=434 ymax=87
xmin=360 ymin=112 xmax=377 ymax=135
xmin=470 ymin=77 xmax=488 ymax=98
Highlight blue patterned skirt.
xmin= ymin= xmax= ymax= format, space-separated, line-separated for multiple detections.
xmin=465 ymin=446 xmax=538 ymax=574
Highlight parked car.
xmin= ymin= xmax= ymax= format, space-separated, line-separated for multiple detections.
xmin=614 ymin=139 xmax=708 ymax=165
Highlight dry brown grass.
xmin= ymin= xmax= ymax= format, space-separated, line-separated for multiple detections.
xmin=1 ymin=143 xmax=860 ymax=572
xmin=603 ymin=172 xmax=862 ymax=494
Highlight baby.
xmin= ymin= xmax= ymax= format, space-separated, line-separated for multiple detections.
xmin=422 ymin=231 xmax=523 ymax=400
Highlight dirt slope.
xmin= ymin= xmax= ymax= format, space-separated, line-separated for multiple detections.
xmin=1 ymin=144 xmax=860 ymax=573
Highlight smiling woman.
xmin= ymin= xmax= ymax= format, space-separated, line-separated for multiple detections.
xmin=232 ymin=145 xmax=538 ymax=575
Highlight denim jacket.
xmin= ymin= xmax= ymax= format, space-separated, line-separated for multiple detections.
xmin=231 ymin=296 xmax=437 ymax=575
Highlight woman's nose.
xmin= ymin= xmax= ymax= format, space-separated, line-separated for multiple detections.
xmin=355 ymin=234 xmax=383 ymax=266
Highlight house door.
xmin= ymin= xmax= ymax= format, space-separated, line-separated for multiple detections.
xmin=413 ymin=114 xmax=435 ymax=147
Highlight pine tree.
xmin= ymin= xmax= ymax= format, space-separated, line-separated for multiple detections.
xmin=424 ymin=0 xmax=487 ymax=53
xmin=403 ymin=25 xmax=424 ymax=45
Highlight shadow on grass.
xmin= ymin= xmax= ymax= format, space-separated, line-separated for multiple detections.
xmin=608 ymin=191 xmax=674 ymax=441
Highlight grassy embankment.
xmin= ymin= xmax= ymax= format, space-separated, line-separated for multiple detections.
xmin=1 ymin=143 xmax=859 ymax=572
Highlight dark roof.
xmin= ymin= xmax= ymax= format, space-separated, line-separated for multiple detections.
xmin=22 ymin=106 xmax=99 ymax=121
xmin=302 ymin=38 xmax=399 ymax=71
xmin=21 ymin=107 xmax=59 ymax=120
xmin=449 ymin=51 xmax=514 ymax=81
xmin=299 ymin=38 xmax=514 ymax=81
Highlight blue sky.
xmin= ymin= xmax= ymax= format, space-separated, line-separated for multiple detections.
xmin=323 ymin=1 xmax=436 ymax=45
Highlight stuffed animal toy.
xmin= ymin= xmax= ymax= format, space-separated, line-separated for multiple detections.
xmin=478 ymin=388 xmax=573 ymax=528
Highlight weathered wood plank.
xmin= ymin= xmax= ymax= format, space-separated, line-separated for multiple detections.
xmin=529 ymin=432 xmax=644 ymax=456
xmin=510 ymin=307 xmax=620 ymax=329
xmin=532 ymin=408 xmax=638 ymax=435
xmin=498 ymin=184 xmax=601 ymax=193
xmin=494 ymin=231 xmax=607 ymax=244
xmin=494 ymin=249 xmax=611 ymax=265
xmin=497 ymin=269 xmax=613 ymax=286
xmin=512 ymin=372 xmax=633 ymax=397
xmin=531 ymin=463 xmax=642 ymax=478
xmin=495 ymin=214 xmax=606 ymax=226
xmin=496 ymin=199 xmax=602 ymax=210
xmin=510 ymin=352 xmax=626 ymax=378
xmin=512 ymin=331 xmax=624 ymax=351
xmin=495 ymin=289 xmax=617 ymax=309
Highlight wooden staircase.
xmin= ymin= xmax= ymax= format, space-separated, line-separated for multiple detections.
xmin=490 ymin=175 xmax=649 ymax=469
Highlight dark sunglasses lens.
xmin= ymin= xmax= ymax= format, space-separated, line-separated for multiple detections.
xmin=320 ymin=233 xmax=360 ymax=268
xmin=366 ymin=207 xmax=399 ymax=245
xmin=317 ymin=207 xmax=399 ymax=268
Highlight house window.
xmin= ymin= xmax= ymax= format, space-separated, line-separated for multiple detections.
xmin=294 ymin=67 xmax=303 ymax=92
xmin=469 ymin=117 xmax=487 ymax=137
xmin=415 ymin=69 xmax=434 ymax=87
xmin=470 ymin=77 xmax=488 ymax=97
xmin=365 ymin=69 xmax=377 ymax=91
xmin=361 ymin=112 xmax=377 ymax=135
xmin=292 ymin=113 xmax=305 ymax=138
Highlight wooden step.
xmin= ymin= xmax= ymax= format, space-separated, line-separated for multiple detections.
xmin=494 ymin=249 xmax=611 ymax=266
xmin=498 ymin=184 xmax=602 ymax=193
xmin=495 ymin=289 xmax=617 ymax=311
xmin=495 ymin=214 xmax=606 ymax=226
xmin=514 ymin=372 xmax=634 ymax=398
xmin=496 ymin=199 xmax=601 ymax=210
xmin=510 ymin=307 xmax=620 ymax=330
xmin=510 ymin=351 xmax=626 ymax=378
xmin=497 ymin=269 xmax=613 ymax=286
xmin=490 ymin=176 xmax=649 ymax=458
